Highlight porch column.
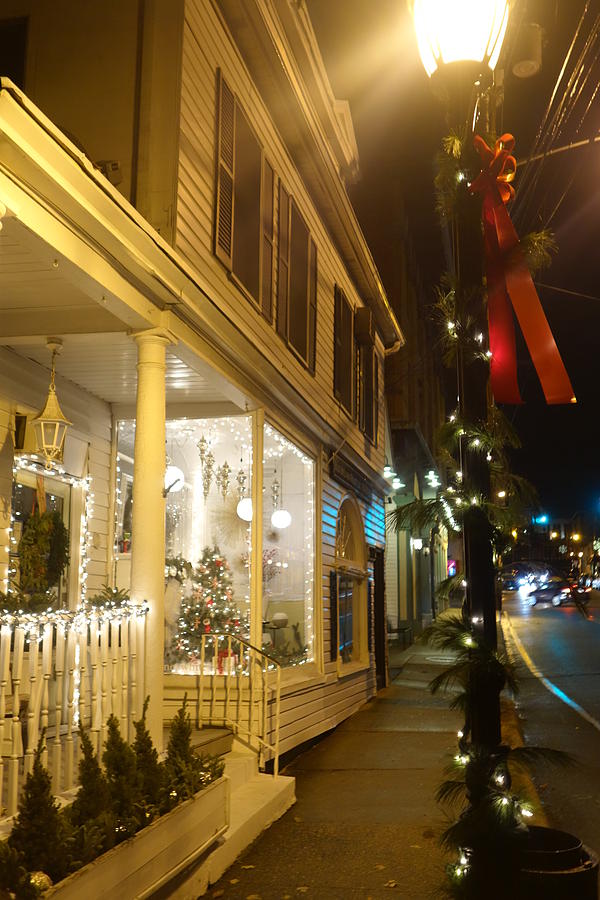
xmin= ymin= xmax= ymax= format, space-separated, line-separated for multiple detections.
xmin=130 ymin=328 xmax=174 ymax=751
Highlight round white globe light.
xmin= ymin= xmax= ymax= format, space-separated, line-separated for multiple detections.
xmin=164 ymin=465 xmax=185 ymax=493
xmin=236 ymin=497 xmax=253 ymax=522
xmin=271 ymin=508 xmax=291 ymax=529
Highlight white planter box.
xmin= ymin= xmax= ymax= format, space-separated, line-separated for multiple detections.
xmin=47 ymin=776 xmax=230 ymax=900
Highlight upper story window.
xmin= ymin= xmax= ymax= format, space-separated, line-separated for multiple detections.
xmin=276 ymin=185 xmax=317 ymax=372
xmin=214 ymin=70 xmax=274 ymax=322
xmin=334 ymin=293 xmax=379 ymax=445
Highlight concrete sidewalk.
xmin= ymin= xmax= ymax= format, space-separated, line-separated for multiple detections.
xmin=206 ymin=643 xmax=465 ymax=900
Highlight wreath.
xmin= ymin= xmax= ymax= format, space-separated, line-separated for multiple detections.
xmin=18 ymin=510 xmax=70 ymax=593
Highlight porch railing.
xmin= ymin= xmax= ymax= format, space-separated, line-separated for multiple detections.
xmin=194 ymin=633 xmax=281 ymax=778
xmin=0 ymin=604 xmax=147 ymax=818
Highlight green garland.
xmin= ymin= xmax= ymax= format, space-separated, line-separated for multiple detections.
xmin=18 ymin=510 xmax=70 ymax=593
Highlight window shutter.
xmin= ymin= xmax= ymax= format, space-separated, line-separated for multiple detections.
xmin=308 ymin=239 xmax=317 ymax=374
xmin=277 ymin=184 xmax=290 ymax=338
xmin=329 ymin=569 xmax=338 ymax=663
xmin=334 ymin=286 xmax=342 ymax=399
xmin=373 ymin=354 xmax=379 ymax=446
xmin=215 ymin=70 xmax=235 ymax=268
xmin=261 ymin=159 xmax=274 ymax=321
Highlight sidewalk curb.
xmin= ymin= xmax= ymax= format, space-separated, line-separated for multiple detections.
xmin=500 ymin=612 xmax=551 ymax=828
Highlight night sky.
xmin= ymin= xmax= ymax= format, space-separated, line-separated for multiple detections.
xmin=308 ymin=0 xmax=600 ymax=521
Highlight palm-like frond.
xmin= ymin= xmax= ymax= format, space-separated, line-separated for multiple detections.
xmin=435 ymin=575 xmax=466 ymax=607
xmin=437 ymin=778 xmax=468 ymax=807
xmin=387 ymin=498 xmax=455 ymax=534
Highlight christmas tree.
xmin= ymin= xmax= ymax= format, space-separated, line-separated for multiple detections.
xmin=168 ymin=545 xmax=247 ymax=664
xmin=102 ymin=714 xmax=142 ymax=840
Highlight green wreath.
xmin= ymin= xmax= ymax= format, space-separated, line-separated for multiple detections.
xmin=18 ymin=510 xmax=70 ymax=593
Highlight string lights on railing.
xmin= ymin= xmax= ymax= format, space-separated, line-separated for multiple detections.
xmin=0 ymin=597 xmax=149 ymax=634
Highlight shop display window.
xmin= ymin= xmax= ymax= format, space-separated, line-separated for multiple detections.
xmin=262 ymin=423 xmax=314 ymax=667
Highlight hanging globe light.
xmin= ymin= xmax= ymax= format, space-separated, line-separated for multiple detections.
xmin=32 ymin=338 xmax=71 ymax=468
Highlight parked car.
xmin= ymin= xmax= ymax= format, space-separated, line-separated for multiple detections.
xmin=529 ymin=572 xmax=590 ymax=607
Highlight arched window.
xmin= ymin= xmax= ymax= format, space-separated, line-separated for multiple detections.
xmin=334 ymin=497 xmax=367 ymax=665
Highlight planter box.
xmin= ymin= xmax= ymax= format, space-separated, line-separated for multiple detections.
xmin=47 ymin=776 xmax=230 ymax=900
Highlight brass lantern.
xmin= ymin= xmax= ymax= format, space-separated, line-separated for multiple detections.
xmin=32 ymin=339 xmax=71 ymax=468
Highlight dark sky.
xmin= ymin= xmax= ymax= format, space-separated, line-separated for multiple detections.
xmin=307 ymin=0 xmax=600 ymax=520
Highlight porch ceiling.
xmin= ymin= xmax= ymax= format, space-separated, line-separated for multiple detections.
xmin=1 ymin=333 xmax=241 ymax=409
xmin=0 ymin=214 xmax=128 ymax=337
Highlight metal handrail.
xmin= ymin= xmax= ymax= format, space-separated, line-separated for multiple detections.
xmin=196 ymin=632 xmax=281 ymax=778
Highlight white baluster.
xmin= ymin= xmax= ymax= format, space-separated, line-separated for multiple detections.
xmin=24 ymin=626 xmax=40 ymax=778
xmin=8 ymin=626 xmax=25 ymax=816
xmin=110 ymin=619 xmax=119 ymax=720
xmin=89 ymin=618 xmax=101 ymax=755
xmin=40 ymin=624 xmax=52 ymax=769
xmin=64 ymin=629 xmax=77 ymax=790
xmin=129 ymin=616 xmax=138 ymax=738
xmin=99 ymin=620 xmax=109 ymax=746
xmin=0 ymin=623 xmax=13 ymax=813
xmin=52 ymin=625 xmax=65 ymax=793
xmin=120 ymin=618 xmax=129 ymax=738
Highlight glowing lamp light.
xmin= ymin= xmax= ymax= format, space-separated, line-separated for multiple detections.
xmin=236 ymin=497 xmax=253 ymax=522
xmin=572 ymin=533 xmax=581 ymax=542
xmin=271 ymin=508 xmax=292 ymax=530
xmin=164 ymin=465 xmax=184 ymax=494
xmin=410 ymin=0 xmax=510 ymax=77
xmin=392 ymin=477 xmax=405 ymax=490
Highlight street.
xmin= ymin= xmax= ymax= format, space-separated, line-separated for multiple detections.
xmin=502 ymin=589 xmax=600 ymax=862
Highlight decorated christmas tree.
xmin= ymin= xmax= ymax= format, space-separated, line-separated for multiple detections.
xmin=168 ymin=545 xmax=247 ymax=664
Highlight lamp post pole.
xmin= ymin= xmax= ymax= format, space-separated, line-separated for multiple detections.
xmin=410 ymin=0 xmax=511 ymax=748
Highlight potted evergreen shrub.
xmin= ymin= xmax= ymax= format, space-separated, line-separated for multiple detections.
xmin=0 ymin=699 xmax=229 ymax=898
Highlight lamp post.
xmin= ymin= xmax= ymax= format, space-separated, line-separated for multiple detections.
xmin=410 ymin=0 xmax=511 ymax=747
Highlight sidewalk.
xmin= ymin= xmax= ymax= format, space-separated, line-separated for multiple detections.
xmin=206 ymin=642 xmax=464 ymax=900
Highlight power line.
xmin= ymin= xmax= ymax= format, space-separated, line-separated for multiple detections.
xmin=535 ymin=282 xmax=600 ymax=303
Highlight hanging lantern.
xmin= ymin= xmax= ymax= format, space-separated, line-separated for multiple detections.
xmin=32 ymin=339 xmax=71 ymax=468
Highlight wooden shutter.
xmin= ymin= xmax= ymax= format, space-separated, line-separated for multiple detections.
xmin=215 ymin=69 xmax=235 ymax=268
xmin=329 ymin=569 xmax=338 ymax=663
xmin=373 ymin=354 xmax=379 ymax=447
xmin=261 ymin=159 xmax=274 ymax=321
xmin=308 ymin=238 xmax=317 ymax=374
xmin=334 ymin=287 xmax=353 ymax=413
xmin=334 ymin=286 xmax=342 ymax=399
xmin=276 ymin=184 xmax=290 ymax=338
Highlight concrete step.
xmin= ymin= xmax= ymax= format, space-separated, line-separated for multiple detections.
xmin=163 ymin=726 xmax=233 ymax=759
xmin=164 ymin=771 xmax=296 ymax=898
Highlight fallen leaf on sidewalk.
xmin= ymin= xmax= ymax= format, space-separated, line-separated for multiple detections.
xmin=293 ymin=816 xmax=303 ymax=823
xmin=212 ymin=891 xmax=224 ymax=898
xmin=410 ymin=844 xmax=421 ymax=849
xmin=384 ymin=880 xmax=398 ymax=888
xmin=241 ymin=865 xmax=256 ymax=870
xmin=375 ymin=864 xmax=385 ymax=871
xmin=296 ymin=888 xmax=309 ymax=894
xmin=230 ymin=878 xmax=240 ymax=884
xmin=246 ymin=895 xmax=262 ymax=899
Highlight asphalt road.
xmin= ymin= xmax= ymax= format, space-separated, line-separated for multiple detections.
xmin=502 ymin=588 xmax=600 ymax=862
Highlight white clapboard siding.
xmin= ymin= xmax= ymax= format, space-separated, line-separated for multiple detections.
xmin=176 ymin=0 xmax=385 ymax=474
xmin=0 ymin=347 xmax=112 ymax=600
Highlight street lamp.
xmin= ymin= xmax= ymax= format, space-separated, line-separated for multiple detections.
xmin=411 ymin=0 xmax=510 ymax=78
xmin=409 ymin=0 xmax=511 ymax=749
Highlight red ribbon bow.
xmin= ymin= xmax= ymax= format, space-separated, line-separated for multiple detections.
xmin=469 ymin=133 xmax=575 ymax=405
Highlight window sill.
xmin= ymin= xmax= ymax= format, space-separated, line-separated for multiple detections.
xmin=337 ymin=659 xmax=371 ymax=679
